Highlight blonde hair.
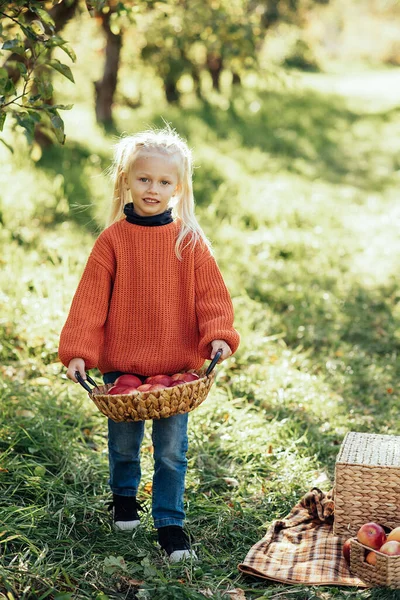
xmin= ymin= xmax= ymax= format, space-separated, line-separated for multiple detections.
xmin=108 ymin=126 xmax=211 ymax=259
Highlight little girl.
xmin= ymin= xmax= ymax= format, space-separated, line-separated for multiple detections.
xmin=58 ymin=127 xmax=240 ymax=562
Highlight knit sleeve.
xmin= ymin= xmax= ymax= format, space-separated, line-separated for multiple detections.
xmin=195 ymin=245 xmax=240 ymax=359
xmin=58 ymin=236 xmax=115 ymax=370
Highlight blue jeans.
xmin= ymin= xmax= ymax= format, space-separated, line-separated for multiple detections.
xmin=104 ymin=372 xmax=189 ymax=529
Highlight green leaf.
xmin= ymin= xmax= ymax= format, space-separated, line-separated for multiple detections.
xmin=0 ymin=68 xmax=8 ymax=81
xmin=34 ymin=77 xmax=53 ymax=100
xmin=58 ymin=44 xmax=76 ymax=63
xmin=1 ymin=79 xmax=16 ymax=97
xmin=103 ymin=555 xmax=128 ymax=575
xmin=45 ymin=103 xmax=73 ymax=111
xmin=17 ymin=62 xmax=28 ymax=77
xmin=15 ymin=113 xmax=35 ymax=144
xmin=2 ymin=39 xmax=24 ymax=54
xmin=48 ymin=59 xmax=75 ymax=83
xmin=35 ymin=8 xmax=55 ymax=27
xmin=0 ymin=112 xmax=6 ymax=132
xmin=31 ymin=20 xmax=46 ymax=37
xmin=50 ymin=111 xmax=65 ymax=144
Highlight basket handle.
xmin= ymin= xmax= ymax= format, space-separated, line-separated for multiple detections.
xmin=75 ymin=371 xmax=99 ymax=393
xmin=206 ymin=349 xmax=223 ymax=377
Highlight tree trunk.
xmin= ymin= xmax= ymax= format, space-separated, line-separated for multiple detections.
xmin=164 ymin=78 xmax=180 ymax=103
xmin=50 ymin=0 xmax=79 ymax=31
xmin=191 ymin=66 xmax=202 ymax=98
xmin=94 ymin=11 xmax=122 ymax=125
xmin=232 ymin=71 xmax=241 ymax=86
xmin=206 ymin=53 xmax=223 ymax=91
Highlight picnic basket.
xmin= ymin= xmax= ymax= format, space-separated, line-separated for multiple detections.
xmin=349 ymin=537 xmax=400 ymax=588
xmin=334 ymin=431 xmax=400 ymax=536
xmin=75 ymin=351 xmax=221 ymax=423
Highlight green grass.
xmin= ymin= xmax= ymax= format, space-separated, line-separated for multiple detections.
xmin=2 ymin=52 xmax=400 ymax=598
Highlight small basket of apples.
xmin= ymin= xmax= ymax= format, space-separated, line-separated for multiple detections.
xmin=343 ymin=522 xmax=400 ymax=588
xmin=75 ymin=351 xmax=222 ymax=422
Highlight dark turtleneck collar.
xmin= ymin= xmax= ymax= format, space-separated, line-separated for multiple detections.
xmin=123 ymin=203 xmax=173 ymax=227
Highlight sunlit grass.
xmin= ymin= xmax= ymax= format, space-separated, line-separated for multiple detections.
xmin=1 ymin=59 xmax=400 ymax=598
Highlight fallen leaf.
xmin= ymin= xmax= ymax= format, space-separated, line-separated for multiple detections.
xmin=200 ymin=590 xmax=214 ymax=598
xmin=224 ymin=589 xmax=246 ymax=600
xmin=15 ymin=409 xmax=35 ymax=419
xmin=223 ymin=477 xmax=239 ymax=487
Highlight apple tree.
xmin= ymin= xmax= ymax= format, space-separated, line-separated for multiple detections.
xmin=0 ymin=0 xmax=83 ymax=148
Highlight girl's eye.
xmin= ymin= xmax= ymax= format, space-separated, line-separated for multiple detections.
xmin=161 ymin=180 xmax=170 ymax=186
xmin=139 ymin=177 xmax=148 ymax=182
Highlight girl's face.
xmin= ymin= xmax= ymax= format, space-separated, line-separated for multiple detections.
xmin=124 ymin=151 xmax=180 ymax=217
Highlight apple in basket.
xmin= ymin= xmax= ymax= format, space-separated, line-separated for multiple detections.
xmin=170 ymin=372 xmax=199 ymax=383
xmin=114 ymin=374 xmax=142 ymax=388
xmin=108 ymin=385 xmax=138 ymax=395
xmin=357 ymin=522 xmax=387 ymax=550
xmin=148 ymin=383 xmax=167 ymax=391
xmin=387 ymin=527 xmax=400 ymax=543
xmin=342 ymin=539 xmax=351 ymax=565
xmin=145 ymin=374 xmax=173 ymax=387
xmin=168 ymin=379 xmax=187 ymax=387
xmin=379 ymin=540 xmax=400 ymax=556
xmin=137 ymin=384 xmax=153 ymax=392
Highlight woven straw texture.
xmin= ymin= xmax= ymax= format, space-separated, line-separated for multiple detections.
xmin=334 ymin=432 xmax=400 ymax=536
xmin=89 ymin=370 xmax=215 ymax=422
xmin=350 ymin=538 xmax=400 ymax=588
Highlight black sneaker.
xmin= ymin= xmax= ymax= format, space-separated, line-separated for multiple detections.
xmin=157 ymin=525 xmax=197 ymax=562
xmin=109 ymin=494 xmax=142 ymax=531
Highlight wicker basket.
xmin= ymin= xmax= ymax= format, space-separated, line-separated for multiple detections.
xmin=350 ymin=537 xmax=400 ymax=588
xmin=88 ymin=369 xmax=215 ymax=422
xmin=334 ymin=432 xmax=400 ymax=536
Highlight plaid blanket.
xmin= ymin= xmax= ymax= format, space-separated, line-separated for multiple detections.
xmin=238 ymin=488 xmax=367 ymax=586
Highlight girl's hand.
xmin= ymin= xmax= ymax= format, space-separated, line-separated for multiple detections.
xmin=210 ymin=340 xmax=232 ymax=362
xmin=66 ymin=358 xmax=86 ymax=383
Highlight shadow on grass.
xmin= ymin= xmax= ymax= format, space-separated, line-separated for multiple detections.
xmin=157 ymin=88 xmax=395 ymax=192
xmin=37 ymin=141 xmax=110 ymax=234
xmin=36 ymin=84 xmax=396 ymax=234
xmin=241 ymin=273 xmax=400 ymax=432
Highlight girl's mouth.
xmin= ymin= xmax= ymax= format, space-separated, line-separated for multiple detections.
xmin=143 ymin=198 xmax=159 ymax=204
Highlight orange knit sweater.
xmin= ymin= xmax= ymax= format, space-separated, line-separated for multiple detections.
xmin=58 ymin=219 xmax=240 ymax=376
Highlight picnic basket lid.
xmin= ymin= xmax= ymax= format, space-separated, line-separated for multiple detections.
xmin=336 ymin=432 xmax=400 ymax=468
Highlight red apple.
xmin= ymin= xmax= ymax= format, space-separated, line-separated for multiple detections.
xmin=148 ymin=384 xmax=166 ymax=391
xmin=357 ymin=523 xmax=387 ymax=550
xmin=145 ymin=374 xmax=173 ymax=386
xmin=342 ymin=539 xmax=351 ymax=565
xmin=379 ymin=541 xmax=400 ymax=555
xmin=170 ymin=373 xmax=185 ymax=381
xmin=114 ymin=374 xmax=142 ymax=388
xmin=108 ymin=385 xmax=136 ymax=395
xmin=168 ymin=379 xmax=186 ymax=387
xmin=366 ymin=550 xmax=377 ymax=565
xmin=387 ymin=527 xmax=400 ymax=543
xmin=137 ymin=384 xmax=153 ymax=392
xmin=179 ymin=373 xmax=200 ymax=382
